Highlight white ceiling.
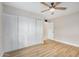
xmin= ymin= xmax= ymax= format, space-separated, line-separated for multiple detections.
xmin=3 ymin=2 xmax=79 ymax=20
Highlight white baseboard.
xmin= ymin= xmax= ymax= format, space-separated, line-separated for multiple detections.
xmin=53 ymin=39 xmax=79 ymax=47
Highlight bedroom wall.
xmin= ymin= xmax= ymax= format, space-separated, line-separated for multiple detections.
xmin=0 ymin=3 xmax=3 ymax=51
xmin=54 ymin=12 xmax=79 ymax=47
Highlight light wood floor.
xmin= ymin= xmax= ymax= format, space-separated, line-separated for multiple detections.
xmin=3 ymin=40 xmax=79 ymax=57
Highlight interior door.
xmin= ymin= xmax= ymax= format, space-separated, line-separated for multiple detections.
xmin=48 ymin=22 xmax=54 ymax=40
xmin=19 ymin=16 xmax=29 ymax=48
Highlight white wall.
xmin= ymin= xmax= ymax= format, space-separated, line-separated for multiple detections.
xmin=54 ymin=12 xmax=79 ymax=47
xmin=0 ymin=3 xmax=3 ymax=51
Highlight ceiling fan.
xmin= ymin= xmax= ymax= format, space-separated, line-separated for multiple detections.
xmin=41 ymin=2 xmax=67 ymax=14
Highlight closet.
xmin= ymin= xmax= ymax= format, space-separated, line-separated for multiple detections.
xmin=2 ymin=13 xmax=18 ymax=52
xmin=2 ymin=13 xmax=43 ymax=52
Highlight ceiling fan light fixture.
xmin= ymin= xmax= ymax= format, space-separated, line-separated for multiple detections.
xmin=49 ymin=8 xmax=55 ymax=12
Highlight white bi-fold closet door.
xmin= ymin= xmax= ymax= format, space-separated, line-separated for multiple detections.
xmin=18 ymin=16 xmax=36 ymax=48
xmin=2 ymin=13 xmax=18 ymax=52
xmin=2 ymin=13 xmax=43 ymax=52
xmin=19 ymin=16 xmax=43 ymax=48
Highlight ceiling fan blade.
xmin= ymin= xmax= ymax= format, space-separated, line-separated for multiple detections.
xmin=41 ymin=8 xmax=51 ymax=12
xmin=41 ymin=2 xmax=50 ymax=7
xmin=55 ymin=7 xmax=66 ymax=10
xmin=53 ymin=2 xmax=61 ymax=7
